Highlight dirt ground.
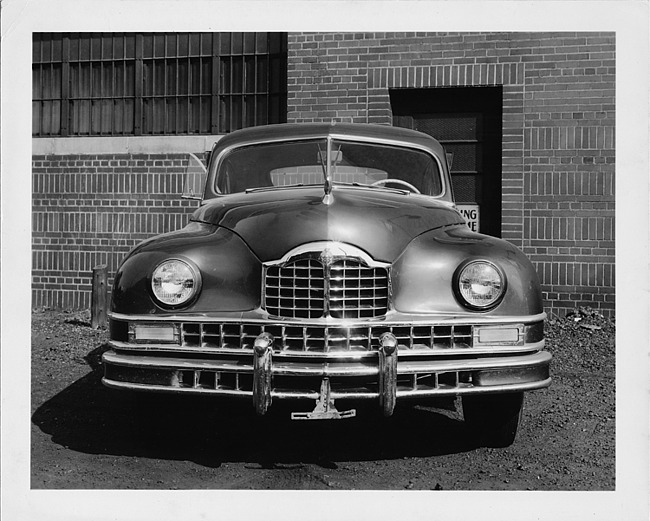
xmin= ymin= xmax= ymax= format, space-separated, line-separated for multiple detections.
xmin=30 ymin=307 xmax=615 ymax=491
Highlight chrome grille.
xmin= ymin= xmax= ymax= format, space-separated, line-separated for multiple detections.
xmin=329 ymin=259 xmax=389 ymax=319
xmin=264 ymin=256 xmax=389 ymax=319
xmin=180 ymin=322 xmax=473 ymax=352
xmin=397 ymin=371 xmax=473 ymax=392
xmin=265 ymin=259 xmax=325 ymax=319
xmin=177 ymin=369 xmax=253 ymax=392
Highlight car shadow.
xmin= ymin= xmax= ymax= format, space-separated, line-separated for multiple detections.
xmin=32 ymin=343 xmax=483 ymax=470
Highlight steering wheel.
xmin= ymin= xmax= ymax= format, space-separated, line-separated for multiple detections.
xmin=370 ymin=178 xmax=421 ymax=194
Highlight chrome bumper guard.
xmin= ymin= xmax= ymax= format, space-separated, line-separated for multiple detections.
xmin=102 ymin=330 xmax=552 ymax=420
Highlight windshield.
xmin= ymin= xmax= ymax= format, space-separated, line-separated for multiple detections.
xmin=214 ymin=139 xmax=443 ymax=196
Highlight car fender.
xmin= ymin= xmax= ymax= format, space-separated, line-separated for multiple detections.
xmin=391 ymin=225 xmax=544 ymax=316
xmin=111 ymin=223 xmax=262 ymax=314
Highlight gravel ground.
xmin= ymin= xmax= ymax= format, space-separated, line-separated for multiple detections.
xmin=30 ymin=307 xmax=615 ymax=491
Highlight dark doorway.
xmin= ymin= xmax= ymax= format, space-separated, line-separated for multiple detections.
xmin=390 ymin=87 xmax=503 ymax=237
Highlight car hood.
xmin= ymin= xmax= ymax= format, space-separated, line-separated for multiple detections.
xmin=191 ymin=186 xmax=465 ymax=263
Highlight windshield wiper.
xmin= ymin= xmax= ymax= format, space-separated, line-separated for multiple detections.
xmin=245 ymin=183 xmax=310 ymax=193
xmin=335 ymin=181 xmax=411 ymax=194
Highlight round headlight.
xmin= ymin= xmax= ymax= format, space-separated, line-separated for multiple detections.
xmin=151 ymin=259 xmax=201 ymax=307
xmin=456 ymin=261 xmax=505 ymax=310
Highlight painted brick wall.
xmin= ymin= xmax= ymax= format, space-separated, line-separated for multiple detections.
xmin=32 ymin=154 xmax=200 ymax=309
xmin=286 ymin=32 xmax=615 ymax=317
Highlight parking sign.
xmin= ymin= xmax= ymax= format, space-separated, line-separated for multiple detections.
xmin=457 ymin=204 xmax=480 ymax=232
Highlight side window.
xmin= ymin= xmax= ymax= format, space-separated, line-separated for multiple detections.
xmin=182 ymin=153 xmax=208 ymax=200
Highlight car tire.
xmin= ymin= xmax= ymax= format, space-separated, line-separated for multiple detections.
xmin=462 ymin=392 xmax=524 ymax=448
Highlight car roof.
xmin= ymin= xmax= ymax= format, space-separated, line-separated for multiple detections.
xmin=212 ymin=122 xmax=446 ymax=157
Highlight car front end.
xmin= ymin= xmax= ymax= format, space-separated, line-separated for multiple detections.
xmin=102 ymin=123 xmax=551 ymax=446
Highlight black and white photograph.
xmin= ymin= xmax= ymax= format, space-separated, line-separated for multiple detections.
xmin=1 ymin=1 xmax=648 ymax=520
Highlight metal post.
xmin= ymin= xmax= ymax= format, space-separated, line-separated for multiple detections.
xmin=91 ymin=265 xmax=108 ymax=329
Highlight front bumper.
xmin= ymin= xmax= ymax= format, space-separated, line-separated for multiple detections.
xmin=103 ymin=349 xmax=551 ymax=398
xmin=102 ymin=312 xmax=551 ymax=417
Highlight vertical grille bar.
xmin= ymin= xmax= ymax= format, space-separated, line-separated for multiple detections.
xmin=324 ymin=327 xmax=330 ymax=353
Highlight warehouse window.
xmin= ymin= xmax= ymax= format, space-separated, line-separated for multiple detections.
xmin=32 ymin=32 xmax=287 ymax=136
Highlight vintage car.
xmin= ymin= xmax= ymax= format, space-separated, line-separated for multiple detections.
xmin=103 ymin=122 xmax=551 ymax=447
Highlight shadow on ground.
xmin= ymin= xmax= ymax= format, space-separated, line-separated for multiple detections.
xmin=32 ymin=343 xmax=482 ymax=470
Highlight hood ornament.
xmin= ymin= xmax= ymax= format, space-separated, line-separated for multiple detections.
xmin=322 ymin=180 xmax=334 ymax=206
xmin=319 ymin=248 xmax=334 ymax=266
xmin=320 ymin=136 xmax=335 ymax=206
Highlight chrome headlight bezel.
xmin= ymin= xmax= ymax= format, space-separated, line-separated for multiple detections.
xmin=454 ymin=260 xmax=506 ymax=311
xmin=150 ymin=258 xmax=202 ymax=309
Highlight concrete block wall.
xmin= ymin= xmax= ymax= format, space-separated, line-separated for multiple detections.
xmin=286 ymin=32 xmax=615 ymax=317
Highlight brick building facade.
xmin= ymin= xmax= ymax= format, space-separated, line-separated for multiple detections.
xmin=32 ymin=31 xmax=615 ymax=316
xmin=32 ymin=151 xmax=201 ymax=308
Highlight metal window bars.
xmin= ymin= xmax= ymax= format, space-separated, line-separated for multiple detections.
xmin=32 ymin=32 xmax=287 ymax=137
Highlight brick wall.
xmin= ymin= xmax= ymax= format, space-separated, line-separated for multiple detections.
xmin=286 ymin=32 xmax=615 ymax=317
xmin=32 ymin=153 xmax=200 ymax=309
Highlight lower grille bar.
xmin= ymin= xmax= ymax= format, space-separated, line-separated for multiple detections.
xmin=179 ymin=322 xmax=474 ymax=352
xmin=103 ymin=378 xmax=552 ymax=399
xmin=104 ymin=349 xmax=550 ymax=375
xmin=103 ymin=349 xmax=551 ymax=399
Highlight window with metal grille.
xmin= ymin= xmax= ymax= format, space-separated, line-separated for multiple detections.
xmin=32 ymin=32 xmax=287 ymax=136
